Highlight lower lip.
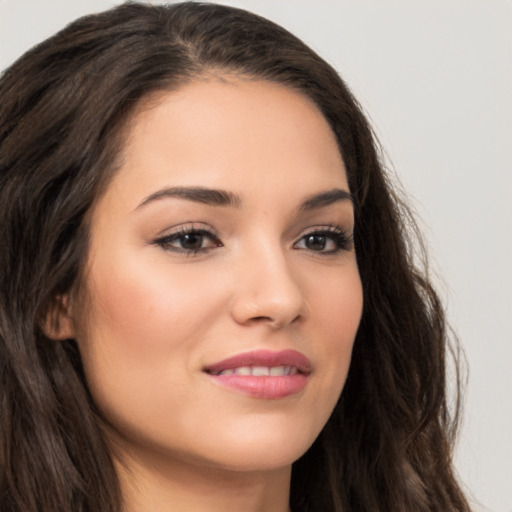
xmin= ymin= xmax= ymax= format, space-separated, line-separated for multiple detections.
xmin=206 ymin=374 xmax=308 ymax=399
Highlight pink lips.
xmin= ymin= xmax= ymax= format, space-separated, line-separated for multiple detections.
xmin=203 ymin=349 xmax=311 ymax=399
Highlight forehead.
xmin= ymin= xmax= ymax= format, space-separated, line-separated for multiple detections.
xmin=100 ymin=78 xmax=348 ymax=211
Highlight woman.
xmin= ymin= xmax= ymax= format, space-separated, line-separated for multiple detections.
xmin=0 ymin=2 xmax=470 ymax=511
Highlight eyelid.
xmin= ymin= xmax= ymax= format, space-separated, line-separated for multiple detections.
xmin=293 ymin=224 xmax=354 ymax=253
xmin=299 ymin=225 xmax=348 ymax=236
xmin=150 ymin=222 xmax=353 ymax=256
xmin=152 ymin=221 xmax=218 ymax=239
xmin=152 ymin=223 xmax=222 ymax=255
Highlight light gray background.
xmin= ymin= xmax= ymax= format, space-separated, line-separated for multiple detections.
xmin=1 ymin=1 xmax=510 ymax=511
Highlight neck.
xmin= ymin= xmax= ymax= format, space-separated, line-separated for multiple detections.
xmin=115 ymin=448 xmax=292 ymax=512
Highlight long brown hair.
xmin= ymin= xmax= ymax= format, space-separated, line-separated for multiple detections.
xmin=0 ymin=3 xmax=469 ymax=511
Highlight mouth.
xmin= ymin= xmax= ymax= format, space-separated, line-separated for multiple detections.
xmin=207 ymin=365 xmax=301 ymax=377
xmin=203 ymin=349 xmax=311 ymax=399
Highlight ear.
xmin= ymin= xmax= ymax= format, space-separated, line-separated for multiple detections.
xmin=43 ymin=294 xmax=76 ymax=341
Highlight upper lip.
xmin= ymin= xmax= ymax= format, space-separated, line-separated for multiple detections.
xmin=203 ymin=349 xmax=312 ymax=375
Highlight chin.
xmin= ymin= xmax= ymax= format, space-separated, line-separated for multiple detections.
xmin=190 ymin=423 xmax=320 ymax=473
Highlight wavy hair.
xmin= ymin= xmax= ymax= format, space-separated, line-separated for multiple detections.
xmin=0 ymin=3 xmax=469 ymax=511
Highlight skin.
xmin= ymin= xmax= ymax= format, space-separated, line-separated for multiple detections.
xmin=57 ymin=78 xmax=363 ymax=512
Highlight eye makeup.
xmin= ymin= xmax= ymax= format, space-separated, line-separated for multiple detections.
xmin=151 ymin=222 xmax=353 ymax=257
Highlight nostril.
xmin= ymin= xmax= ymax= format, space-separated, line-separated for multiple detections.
xmin=229 ymin=271 xmax=306 ymax=328
xmin=247 ymin=313 xmax=301 ymax=329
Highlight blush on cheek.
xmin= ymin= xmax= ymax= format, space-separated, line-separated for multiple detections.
xmin=314 ymin=269 xmax=363 ymax=335
xmin=316 ymin=272 xmax=363 ymax=379
xmin=81 ymin=253 xmax=226 ymax=371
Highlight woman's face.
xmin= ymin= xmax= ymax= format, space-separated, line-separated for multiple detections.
xmin=72 ymin=79 xmax=363 ymax=473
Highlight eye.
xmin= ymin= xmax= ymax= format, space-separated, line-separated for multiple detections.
xmin=153 ymin=227 xmax=222 ymax=255
xmin=294 ymin=227 xmax=353 ymax=254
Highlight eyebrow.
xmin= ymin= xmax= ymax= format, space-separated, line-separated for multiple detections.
xmin=135 ymin=186 xmax=242 ymax=210
xmin=135 ymin=186 xmax=353 ymax=211
xmin=299 ymin=188 xmax=354 ymax=211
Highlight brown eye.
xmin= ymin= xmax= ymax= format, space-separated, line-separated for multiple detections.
xmin=294 ymin=227 xmax=353 ymax=254
xmin=304 ymin=234 xmax=327 ymax=251
xmin=180 ymin=233 xmax=205 ymax=250
xmin=154 ymin=228 xmax=222 ymax=254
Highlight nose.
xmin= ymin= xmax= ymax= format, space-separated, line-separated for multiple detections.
xmin=229 ymin=243 xmax=307 ymax=329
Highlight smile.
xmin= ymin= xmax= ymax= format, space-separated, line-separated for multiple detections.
xmin=209 ymin=365 xmax=299 ymax=376
xmin=203 ymin=349 xmax=311 ymax=399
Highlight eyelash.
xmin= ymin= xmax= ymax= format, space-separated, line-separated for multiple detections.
xmin=153 ymin=225 xmax=353 ymax=256
xmin=295 ymin=226 xmax=354 ymax=254
xmin=153 ymin=227 xmax=222 ymax=256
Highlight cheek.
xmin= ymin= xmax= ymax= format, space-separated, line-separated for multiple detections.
xmin=308 ymin=259 xmax=363 ymax=338
xmin=75 ymin=255 xmax=226 ymax=413
xmin=75 ymin=256 xmax=235 ymax=452
xmin=307 ymin=265 xmax=363 ymax=392
xmin=82 ymin=253 xmax=222 ymax=356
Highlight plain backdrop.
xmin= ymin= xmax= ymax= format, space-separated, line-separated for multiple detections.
xmin=1 ymin=1 xmax=511 ymax=511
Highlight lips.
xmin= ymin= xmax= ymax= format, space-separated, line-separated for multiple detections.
xmin=203 ymin=349 xmax=311 ymax=399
